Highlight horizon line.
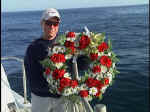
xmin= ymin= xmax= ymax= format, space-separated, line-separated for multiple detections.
xmin=2 ymin=4 xmax=148 ymax=13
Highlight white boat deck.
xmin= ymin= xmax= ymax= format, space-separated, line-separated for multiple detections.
xmin=1 ymin=64 xmax=31 ymax=112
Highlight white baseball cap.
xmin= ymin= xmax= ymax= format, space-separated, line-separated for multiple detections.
xmin=41 ymin=8 xmax=60 ymax=21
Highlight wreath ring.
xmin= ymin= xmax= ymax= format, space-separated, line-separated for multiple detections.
xmin=40 ymin=29 xmax=119 ymax=103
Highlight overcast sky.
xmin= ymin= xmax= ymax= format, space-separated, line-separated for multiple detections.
xmin=2 ymin=0 xmax=149 ymax=12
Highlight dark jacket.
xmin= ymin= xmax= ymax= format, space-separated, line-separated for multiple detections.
xmin=24 ymin=38 xmax=62 ymax=97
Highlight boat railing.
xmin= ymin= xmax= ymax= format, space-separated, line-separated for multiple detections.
xmin=1 ymin=56 xmax=28 ymax=104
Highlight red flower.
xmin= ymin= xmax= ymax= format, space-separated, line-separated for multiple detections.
xmin=100 ymin=56 xmax=112 ymax=68
xmin=86 ymin=78 xmax=104 ymax=89
xmin=70 ymin=80 xmax=78 ymax=88
xmin=66 ymin=32 xmax=76 ymax=38
xmin=60 ymin=77 xmax=71 ymax=88
xmin=65 ymin=41 xmax=76 ymax=54
xmin=98 ymin=42 xmax=108 ymax=52
xmin=50 ymin=53 xmax=66 ymax=63
xmin=86 ymin=78 xmax=99 ymax=87
xmin=79 ymin=90 xmax=89 ymax=97
xmin=58 ymin=87 xmax=64 ymax=92
xmin=52 ymin=69 xmax=65 ymax=80
xmin=79 ymin=35 xmax=90 ymax=49
xmin=104 ymin=78 xmax=109 ymax=85
xmin=65 ymin=41 xmax=75 ymax=48
xmin=45 ymin=68 xmax=51 ymax=75
xmin=86 ymin=77 xmax=95 ymax=87
xmin=94 ymin=79 xmax=104 ymax=90
xmin=90 ymin=53 xmax=98 ymax=61
xmin=92 ymin=65 xmax=101 ymax=74
xmin=69 ymin=47 xmax=76 ymax=54
xmin=95 ymin=91 xmax=101 ymax=97
xmin=96 ymin=80 xmax=104 ymax=90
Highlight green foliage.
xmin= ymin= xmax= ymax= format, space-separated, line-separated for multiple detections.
xmin=56 ymin=34 xmax=66 ymax=45
xmin=61 ymin=64 xmax=68 ymax=70
xmin=108 ymin=38 xmax=112 ymax=50
xmin=40 ymin=58 xmax=56 ymax=70
xmin=90 ymin=32 xmax=105 ymax=45
xmin=80 ymin=72 xmax=89 ymax=83
xmin=111 ymin=68 xmax=120 ymax=79
xmin=64 ymin=95 xmax=81 ymax=104
xmin=88 ymin=38 xmax=102 ymax=53
xmin=40 ymin=58 xmax=50 ymax=67
xmin=64 ymin=48 xmax=72 ymax=55
xmin=48 ymin=85 xmax=57 ymax=94
xmin=111 ymin=52 xmax=120 ymax=62
xmin=114 ymin=69 xmax=120 ymax=75
xmin=98 ymin=94 xmax=103 ymax=100
xmin=78 ymin=33 xmax=83 ymax=37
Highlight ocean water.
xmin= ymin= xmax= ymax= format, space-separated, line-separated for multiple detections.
xmin=1 ymin=4 xmax=149 ymax=112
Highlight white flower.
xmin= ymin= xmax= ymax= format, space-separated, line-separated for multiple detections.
xmin=104 ymin=52 xmax=111 ymax=57
xmin=63 ymin=88 xmax=73 ymax=96
xmin=64 ymin=73 xmax=71 ymax=79
xmin=98 ymin=52 xmax=104 ymax=56
xmin=106 ymin=72 xmax=111 ymax=77
xmin=101 ymin=65 xmax=108 ymax=73
xmin=80 ymin=84 xmax=88 ymax=90
xmin=55 ymin=63 xmax=63 ymax=69
xmin=47 ymin=78 xmax=57 ymax=89
xmin=51 ymin=82 xmax=57 ymax=88
xmin=52 ymin=46 xmax=60 ymax=53
xmin=66 ymin=37 xmax=76 ymax=42
xmin=108 ymin=76 xmax=112 ymax=83
xmin=76 ymin=87 xmax=80 ymax=93
xmin=48 ymin=48 xmax=52 ymax=55
xmin=75 ymin=32 xmax=80 ymax=36
xmin=66 ymin=38 xmax=71 ymax=41
xmin=108 ymin=52 xmax=111 ymax=56
xmin=52 ymin=80 xmax=58 ymax=86
xmin=70 ymin=87 xmax=78 ymax=94
xmin=65 ymin=54 xmax=72 ymax=59
xmin=85 ymin=95 xmax=93 ymax=101
xmin=101 ymin=86 xmax=108 ymax=93
xmin=106 ymin=73 xmax=112 ymax=83
xmin=113 ymin=63 xmax=116 ymax=68
xmin=89 ymin=87 xmax=98 ymax=95
xmin=95 ymin=73 xmax=103 ymax=80
xmin=70 ymin=38 xmax=76 ymax=42
xmin=109 ymin=68 xmax=113 ymax=73
xmin=52 ymin=46 xmax=65 ymax=53
xmin=59 ymin=46 xmax=66 ymax=53
xmin=46 ymin=78 xmax=51 ymax=84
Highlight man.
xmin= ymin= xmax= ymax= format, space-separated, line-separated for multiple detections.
xmin=24 ymin=8 xmax=65 ymax=112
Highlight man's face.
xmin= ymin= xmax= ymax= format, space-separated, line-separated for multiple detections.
xmin=43 ymin=17 xmax=60 ymax=40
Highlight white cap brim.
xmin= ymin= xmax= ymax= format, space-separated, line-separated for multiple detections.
xmin=41 ymin=8 xmax=60 ymax=21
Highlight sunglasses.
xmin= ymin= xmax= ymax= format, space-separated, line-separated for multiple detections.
xmin=45 ymin=20 xmax=59 ymax=26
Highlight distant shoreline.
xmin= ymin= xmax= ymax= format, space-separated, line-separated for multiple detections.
xmin=2 ymin=4 xmax=148 ymax=13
